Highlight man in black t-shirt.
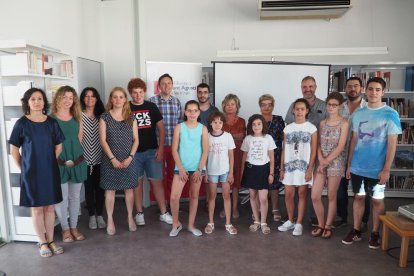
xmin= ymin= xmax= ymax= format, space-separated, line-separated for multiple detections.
xmin=197 ymin=83 xmax=218 ymax=128
xmin=127 ymin=78 xmax=173 ymax=226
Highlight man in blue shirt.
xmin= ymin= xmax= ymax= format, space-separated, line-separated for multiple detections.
xmin=342 ymin=77 xmax=401 ymax=249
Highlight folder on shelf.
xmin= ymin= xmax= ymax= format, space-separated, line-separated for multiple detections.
xmin=405 ymin=66 xmax=414 ymax=91
xmin=5 ymin=118 xmax=19 ymax=140
xmin=2 ymin=81 xmax=33 ymax=106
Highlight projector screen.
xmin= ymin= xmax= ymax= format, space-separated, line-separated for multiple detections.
xmin=213 ymin=62 xmax=330 ymax=122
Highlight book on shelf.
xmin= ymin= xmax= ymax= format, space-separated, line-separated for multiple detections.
xmin=399 ymin=123 xmax=414 ymax=144
xmin=405 ymin=66 xmax=414 ymax=91
xmin=383 ymin=71 xmax=391 ymax=91
xmin=2 ymin=81 xmax=33 ymax=106
xmin=394 ymin=150 xmax=414 ymax=169
xmin=388 ymin=175 xmax=414 ymax=190
xmin=60 ymin=60 xmax=73 ymax=78
xmin=382 ymin=97 xmax=410 ymax=118
xmin=330 ymin=67 xmax=353 ymax=92
xmin=41 ymin=54 xmax=53 ymax=75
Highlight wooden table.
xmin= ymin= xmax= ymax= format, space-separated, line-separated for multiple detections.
xmin=379 ymin=211 xmax=414 ymax=268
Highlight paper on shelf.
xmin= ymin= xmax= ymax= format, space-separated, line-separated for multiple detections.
xmin=2 ymin=81 xmax=33 ymax=106
xmin=6 ymin=118 xmax=19 ymax=139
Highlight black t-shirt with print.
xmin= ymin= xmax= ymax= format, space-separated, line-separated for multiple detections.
xmin=130 ymin=101 xmax=163 ymax=152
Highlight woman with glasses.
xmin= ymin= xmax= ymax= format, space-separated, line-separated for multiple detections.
xmin=258 ymin=94 xmax=285 ymax=222
xmin=311 ymin=92 xmax=349 ymax=239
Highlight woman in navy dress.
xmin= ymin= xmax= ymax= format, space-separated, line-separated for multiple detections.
xmin=9 ymin=88 xmax=65 ymax=257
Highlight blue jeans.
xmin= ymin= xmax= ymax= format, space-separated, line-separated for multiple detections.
xmin=135 ymin=149 xmax=163 ymax=181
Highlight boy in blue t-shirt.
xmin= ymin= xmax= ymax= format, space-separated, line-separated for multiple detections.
xmin=342 ymin=77 xmax=401 ymax=249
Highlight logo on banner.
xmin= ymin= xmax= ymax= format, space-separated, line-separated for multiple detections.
xmin=153 ymin=81 xmax=159 ymax=95
xmin=152 ymin=80 xmax=196 ymax=97
xmin=173 ymin=81 xmax=196 ymax=97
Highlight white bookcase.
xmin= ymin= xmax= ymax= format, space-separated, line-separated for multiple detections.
xmin=331 ymin=62 xmax=414 ymax=198
xmin=0 ymin=39 xmax=77 ymax=242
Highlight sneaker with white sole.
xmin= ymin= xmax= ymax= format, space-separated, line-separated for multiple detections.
xmin=89 ymin=216 xmax=97 ymax=230
xmin=292 ymin=223 xmax=303 ymax=236
xmin=368 ymin=232 xmax=380 ymax=249
xmin=96 ymin=216 xmax=106 ymax=229
xmin=188 ymin=228 xmax=203 ymax=236
xmin=159 ymin=212 xmax=173 ymax=224
xmin=135 ymin=213 xmax=145 ymax=226
xmin=342 ymin=229 xmax=362 ymax=245
xmin=278 ymin=220 xmax=295 ymax=232
xmin=169 ymin=224 xmax=183 ymax=237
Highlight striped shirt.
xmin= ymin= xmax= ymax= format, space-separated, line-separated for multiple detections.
xmin=81 ymin=112 xmax=102 ymax=165
xmin=149 ymin=94 xmax=182 ymax=146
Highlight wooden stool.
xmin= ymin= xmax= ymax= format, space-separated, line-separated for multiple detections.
xmin=379 ymin=211 xmax=414 ymax=268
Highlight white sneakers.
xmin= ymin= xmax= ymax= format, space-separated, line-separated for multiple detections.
xmin=96 ymin=216 xmax=106 ymax=229
xmin=89 ymin=215 xmax=106 ymax=229
xmin=135 ymin=212 xmax=173 ymax=226
xmin=135 ymin=213 xmax=145 ymax=226
xmin=292 ymin=224 xmax=303 ymax=236
xmin=89 ymin=216 xmax=97 ymax=229
xmin=278 ymin=220 xmax=303 ymax=236
xmin=159 ymin=212 xmax=173 ymax=225
xmin=169 ymin=224 xmax=183 ymax=237
xmin=278 ymin=220 xmax=295 ymax=232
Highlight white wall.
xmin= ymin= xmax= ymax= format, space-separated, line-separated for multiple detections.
xmin=0 ymin=0 xmax=103 ymax=61
xmin=100 ymin=0 xmax=136 ymax=97
xmin=138 ymin=0 xmax=414 ymax=66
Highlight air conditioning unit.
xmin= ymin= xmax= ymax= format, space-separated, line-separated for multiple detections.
xmin=258 ymin=0 xmax=351 ymax=20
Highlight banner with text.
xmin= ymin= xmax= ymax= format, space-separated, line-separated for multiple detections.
xmin=146 ymin=61 xmax=202 ymax=108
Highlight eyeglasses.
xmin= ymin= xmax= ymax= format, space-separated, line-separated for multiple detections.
xmin=185 ymin=109 xmax=200 ymax=113
xmin=327 ymin=103 xmax=339 ymax=108
xmin=260 ymin=103 xmax=274 ymax=108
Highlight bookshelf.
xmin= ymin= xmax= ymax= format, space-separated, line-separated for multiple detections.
xmin=331 ymin=62 xmax=414 ymax=198
xmin=0 ymin=39 xmax=77 ymax=242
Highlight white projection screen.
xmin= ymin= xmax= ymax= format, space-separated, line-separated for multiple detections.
xmin=214 ymin=62 xmax=330 ymax=121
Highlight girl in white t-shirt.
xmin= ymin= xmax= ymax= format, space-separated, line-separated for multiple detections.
xmin=278 ymin=98 xmax=317 ymax=236
xmin=204 ymin=111 xmax=237 ymax=235
xmin=241 ymin=114 xmax=276 ymax=235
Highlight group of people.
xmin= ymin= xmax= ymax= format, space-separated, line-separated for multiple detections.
xmin=9 ymin=73 xmax=401 ymax=258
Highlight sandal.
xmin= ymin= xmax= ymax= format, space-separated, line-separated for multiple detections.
xmin=48 ymin=241 xmax=64 ymax=255
xmin=204 ymin=223 xmax=215 ymax=234
xmin=62 ymin=230 xmax=74 ymax=243
xmin=311 ymin=226 xmax=325 ymax=237
xmin=38 ymin=242 xmax=52 ymax=257
xmin=249 ymin=221 xmax=261 ymax=232
xmin=225 ymin=224 xmax=238 ymax=235
xmin=261 ymin=223 xmax=271 ymax=235
xmin=70 ymin=228 xmax=86 ymax=241
xmin=272 ymin=210 xmax=282 ymax=222
xmin=322 ymin=225 xmax=333 ymax=239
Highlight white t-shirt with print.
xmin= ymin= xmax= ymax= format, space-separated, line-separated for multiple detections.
xmin=240 ymin=134 xmax=276 ymax=166
xmin=282 ymin=121 xmax=317 ymax=186
xmin=207 ymin=131 xmax=236 ymax=175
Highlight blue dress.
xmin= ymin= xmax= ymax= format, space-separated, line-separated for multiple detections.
xmin=9 ymin=116 xmax=65 ymax=207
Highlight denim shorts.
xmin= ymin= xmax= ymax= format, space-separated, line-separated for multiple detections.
xmin=208 ymin=172 xmax=229 ymax=183
xmin=174 ymin=170 xmax=205 ymax=176
xmin=135 ymin=148 xmax=163 ymax=181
